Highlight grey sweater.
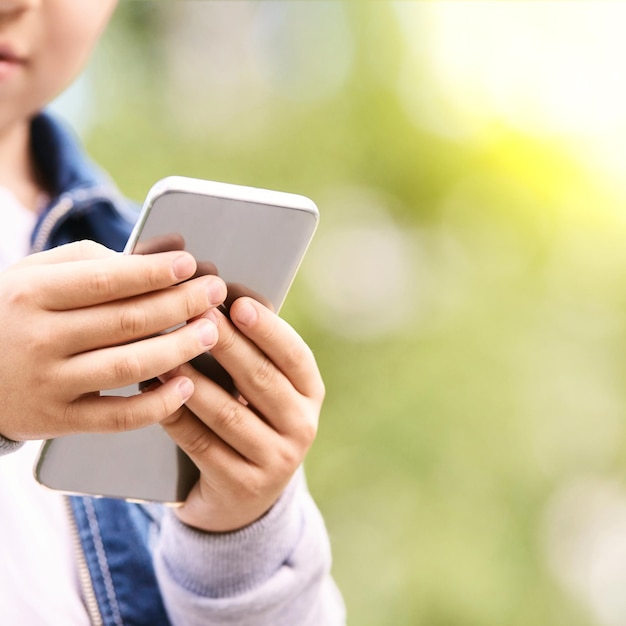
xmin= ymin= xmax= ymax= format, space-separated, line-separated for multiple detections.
xmin=155 ymin=470 xmax=345 ymax=625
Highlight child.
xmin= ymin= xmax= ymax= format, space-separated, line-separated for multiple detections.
xmin=0 ymin=1 xmax=345 ymax=624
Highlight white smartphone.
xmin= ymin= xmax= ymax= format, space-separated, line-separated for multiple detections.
xmin=34 ymin=176 xmax=319 ymax=504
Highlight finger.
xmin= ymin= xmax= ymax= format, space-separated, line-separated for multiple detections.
xmin=61 ymin=317 xmax=219 ymax=393
xmin=204 ymin=309 xmax=305 ymax=435
xmin=59 ymin=275 xmax=226 ymax=354
xmin=32 ymin=250 xmax=199 ymax=310
xmin=65 ymin=375 xmax=195 ymax=433
xmin=164 ymin=362 xmax=280 ymax=465
xmin=18 ymin=240 xmax=117 ymax=267
xmin=160 ymin=405 xmax=272 ymax=529
xmin=160 ymin=403 xmax=251 ymax=471
xmin=229 ymin=298 xmax=325 ymax=401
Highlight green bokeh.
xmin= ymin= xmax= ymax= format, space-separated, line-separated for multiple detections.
xmin=70 ymin=3 xmax=626 ymax=624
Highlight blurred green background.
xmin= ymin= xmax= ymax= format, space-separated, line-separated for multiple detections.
xmin=54 ymin=2 xmax=626 ymax=625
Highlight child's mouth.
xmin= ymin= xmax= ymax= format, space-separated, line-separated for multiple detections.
xmin=0 ymin=46 xmax=24 ymax=80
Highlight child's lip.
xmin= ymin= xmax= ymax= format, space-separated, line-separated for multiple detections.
xmin=0 ymin=44 xmax=26 ymax=81
xmin=0 ymin=44 xmax=25 ymax=64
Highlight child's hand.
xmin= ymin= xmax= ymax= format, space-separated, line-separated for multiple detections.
xmin=159 ymin=297 xmax=324 ymax=532
xmin=0 ymin=240 xmax=226 ymax=442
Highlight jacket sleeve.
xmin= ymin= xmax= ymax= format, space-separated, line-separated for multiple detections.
xmin=153 ymin=469 xmax=346 ymax=626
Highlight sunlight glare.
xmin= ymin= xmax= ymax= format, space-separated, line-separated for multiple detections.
xmin=396 ymin=2 xmax=626 ymax=188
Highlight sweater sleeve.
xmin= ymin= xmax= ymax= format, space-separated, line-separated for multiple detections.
xmin=153 ymin=469 xmax=346 ymax=626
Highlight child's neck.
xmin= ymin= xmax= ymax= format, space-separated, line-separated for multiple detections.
xmin=0 ymin=119 xmax=43 ymax=213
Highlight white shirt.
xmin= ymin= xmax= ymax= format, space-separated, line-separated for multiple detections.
xmin=0 ymin=187 xmax=89 ymax=624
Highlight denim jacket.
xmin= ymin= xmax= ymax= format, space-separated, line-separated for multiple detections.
xmin=4 ymin=113 xmax=344 ymax=626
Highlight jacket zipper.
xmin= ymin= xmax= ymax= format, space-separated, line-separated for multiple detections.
xmin=65 ymin=496 xmax=104 ymax=626
xmin=31 ymin=187 xmax=127 ymax=254
xmin=31 ymin=195 xmax=75 ymax=253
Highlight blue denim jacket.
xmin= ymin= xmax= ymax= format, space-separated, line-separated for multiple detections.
xmin=31 ymin=113 xmax=171 ymax=625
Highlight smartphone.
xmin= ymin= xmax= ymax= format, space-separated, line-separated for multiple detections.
xmin=34 ymin=176 xmax=319 ymax=504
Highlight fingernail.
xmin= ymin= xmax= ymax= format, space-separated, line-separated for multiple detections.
xmin=208 ymin=278 xmax=226 ymax=305
xmin=177 ymin=379 xmax=194 ymax=402
xmin=196 ymin=319 xmax=218 ymax=347
xmin=234 ymin=299 xmax=257 ymax=326
xmin=172 ymin=254 xmax=196 ymax=280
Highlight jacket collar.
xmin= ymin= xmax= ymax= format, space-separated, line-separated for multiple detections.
xmin=29 ymin=112 xmax=137 ymax=253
